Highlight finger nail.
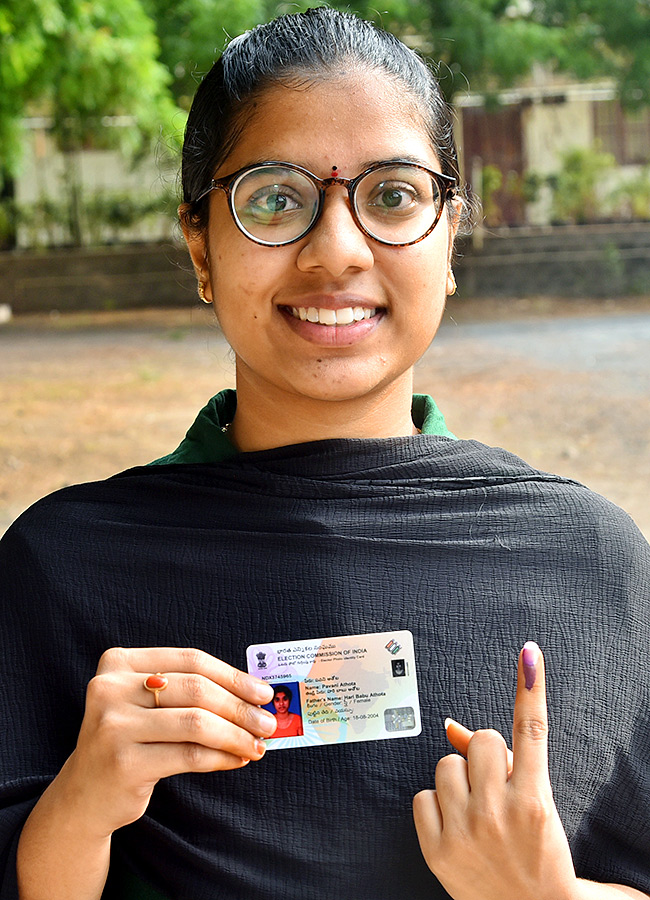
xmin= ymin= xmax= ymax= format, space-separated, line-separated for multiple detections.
xmin=522 ymin=640 xmax=539 ymax=690
xmin=255 ymin=739 xmax=267 ymax=757
xmin=444 ymin=717 xmax=454 ymax=731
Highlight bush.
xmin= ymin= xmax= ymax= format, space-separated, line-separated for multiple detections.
xmin=481 ymin=164 xmax=503 ymax=225
xmin=6 ymin=189 xmax=176 ymax=249
xmin=549 ymin=145 xmax=616 ymax=224
xmin=610 ymin=167 xmax=650 ymax=221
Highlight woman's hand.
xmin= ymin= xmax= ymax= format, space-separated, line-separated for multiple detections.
xmin=413 ymin=642 xmax=578 ymax=900
xmin=18 ymin=647 xmax=276 ymax=900
xmin=56 ymin=647 xmax=277 ymax=834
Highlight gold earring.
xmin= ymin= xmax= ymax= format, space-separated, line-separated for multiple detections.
xmin=198 ymin=282 xmax=210 ymax=304
xmin=447 ymin=270 xmax=457 ymax=296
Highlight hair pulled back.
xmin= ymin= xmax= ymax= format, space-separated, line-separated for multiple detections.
xmin=181 ymin=6 xmax=470 ymax=234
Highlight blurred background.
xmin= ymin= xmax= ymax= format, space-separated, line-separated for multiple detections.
xmin=1 ymin=0 xmax=649 ymax=537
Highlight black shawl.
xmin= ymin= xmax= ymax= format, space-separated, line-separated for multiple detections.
xmin=1 ymin=436 xmax=649 ymax=900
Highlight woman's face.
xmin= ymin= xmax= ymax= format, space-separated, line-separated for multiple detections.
xmin=185 ymin=70 xmax=457 ymax=406
xmin=273 ymin=692 xmax=289 ymax=715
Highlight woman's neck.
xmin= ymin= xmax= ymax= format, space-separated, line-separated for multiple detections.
xmin=228 ymin=368 xmax=417 ymax=452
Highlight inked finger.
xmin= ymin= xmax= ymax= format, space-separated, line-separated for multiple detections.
xmin=510 ymin=640 xmax=550 ymax=788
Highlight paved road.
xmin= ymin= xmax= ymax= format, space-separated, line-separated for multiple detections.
xmin=1 ymin=302 xmax=649 ymax=538
xmin=434 ymin=312 xmax=650 ymax=388
xmin=422 ymin=307 xmax=650 ymax=538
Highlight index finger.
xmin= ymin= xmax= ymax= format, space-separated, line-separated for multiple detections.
xmin=97 ymin=646 xmax=274 ymax=705
xmin=510 ymin=640 xmax=550 ymax=788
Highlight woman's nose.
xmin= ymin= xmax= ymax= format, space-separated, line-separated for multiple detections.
xmin=296 ymin=187 xmax=374 ymax=276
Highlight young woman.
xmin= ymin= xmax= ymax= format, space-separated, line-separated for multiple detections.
xmin=2 ymin=8 xmax=649 ymax=900
xmin=270 ymin=686 xmax=302 ymax=738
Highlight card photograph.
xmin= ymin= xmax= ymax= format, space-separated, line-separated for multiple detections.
xmin=262 ymin=681 xmax=304 ymax=738
xmin=391 ymin=659 xmax=406 ymax=677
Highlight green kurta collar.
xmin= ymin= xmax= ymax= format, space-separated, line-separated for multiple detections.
xmin=149 ymin=389 xmax=455 ymax=466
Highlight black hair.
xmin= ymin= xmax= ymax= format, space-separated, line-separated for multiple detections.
xmin=273 ymin=684 xmax=293 ymax=703
xmin=181 ymin=6 xmax=472 ymax=235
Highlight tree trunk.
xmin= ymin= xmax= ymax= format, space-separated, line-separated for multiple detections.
xmin=62 ymin=150 xmax=83 ymax=246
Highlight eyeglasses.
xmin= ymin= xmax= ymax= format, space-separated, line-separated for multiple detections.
xmin=195 ymin=160 xmax=457 ymax=247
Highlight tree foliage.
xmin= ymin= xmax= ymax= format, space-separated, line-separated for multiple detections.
xmin=142 ymin=0 xmax=265 ymax=109
xmin=528 ymin=0 xmax=650 ymax=108
xmin=391 ymin=0 xmax=650 ymax=105
xmin=0 ymin=0 xmax=63 ymax=172
xmin=0 ymin=0 xmax=183 ymax=176
xmin=1 ymin=0 xmax=649 ymax=183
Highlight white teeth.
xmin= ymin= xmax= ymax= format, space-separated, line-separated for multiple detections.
xmin=335 ymin=307 xmax=354 ymax=325
xmin=289 ymin=306 xmax=378 ymax=325
xmin=319 ymin=308 xmax=337 ymax=325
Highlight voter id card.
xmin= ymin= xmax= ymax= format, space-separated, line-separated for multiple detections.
xmin=246 ymin=630 xmax=421 ymax=750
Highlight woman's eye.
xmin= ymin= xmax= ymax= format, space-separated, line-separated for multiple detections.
xmin=368 ymin=182 xmax=419 ymax=213
xmin=246 ymin=186 xmax=302 ymax=217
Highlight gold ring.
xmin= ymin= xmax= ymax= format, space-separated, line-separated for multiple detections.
xmin=143 ymin=672 xmax=169 ymax=708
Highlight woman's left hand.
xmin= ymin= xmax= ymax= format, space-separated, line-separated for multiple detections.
xmin=412 ymin=641 xmax=578 ymax=900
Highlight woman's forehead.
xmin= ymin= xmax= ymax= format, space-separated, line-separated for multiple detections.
xmin=219 ymin=72 xmax=438 ymax=175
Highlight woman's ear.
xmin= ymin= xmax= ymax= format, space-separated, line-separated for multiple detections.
xmin=179 ymin=203 xmax=213 ymax=304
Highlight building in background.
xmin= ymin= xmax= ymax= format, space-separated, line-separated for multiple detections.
xmin=456 ymin=70 xmax=650 ymax=227
xmin=4 ymin=71 xmax=650 ymax=249
xmin=4 ymin=116 xmax=176 ymax=250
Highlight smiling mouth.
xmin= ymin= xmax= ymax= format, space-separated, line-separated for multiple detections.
xmin=285 ymin=306 xmax=378 ymax=326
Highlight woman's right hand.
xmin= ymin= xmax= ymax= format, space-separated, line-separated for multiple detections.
xmin=61 ymin=647 xmax=277 ymax=835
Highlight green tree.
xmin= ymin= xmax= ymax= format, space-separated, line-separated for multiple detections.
xmin=0 ymin=0 xmax=183 ymax=242
xmin=143 ymin=0 xmax=265 ymax=109
xmin=528 ymin=0 xmax=650 ymax=108
xmin=145 ymin=0 xmax=430 ymax=110
xmin=0 ymin=0 xmax=63 ymax=174
xmin=3 ymin=0 xmax=649 ymax=243
xmin=410 ymin=0 xmax=650 ymax=105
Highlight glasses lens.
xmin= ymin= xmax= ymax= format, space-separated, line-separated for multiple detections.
xmin=354 ymin=165 xmax=443 ymax=243
xmin=231 ymin=166 xmax=319 ymax=244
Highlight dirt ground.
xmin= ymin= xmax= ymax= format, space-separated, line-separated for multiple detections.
xmin=1 ymin=294 xmax=649 ymax=539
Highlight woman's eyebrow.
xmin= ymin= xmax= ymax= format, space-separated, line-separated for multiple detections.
xmin=232 ymin=155 xmax=436 ymax=173
xmin=358 ymin=154 xmax=433 ymax=169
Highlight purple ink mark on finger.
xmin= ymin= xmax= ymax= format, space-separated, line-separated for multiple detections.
xmin=522 ymin=640 xmax=539 ymax=691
